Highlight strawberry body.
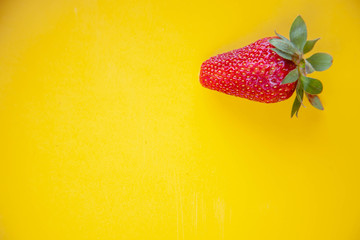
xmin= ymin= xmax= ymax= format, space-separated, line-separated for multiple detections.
xmin=200 ymin=37 xmax=297 ymax=103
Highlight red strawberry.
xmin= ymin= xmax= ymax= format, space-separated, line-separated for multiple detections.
xmin=199 ymin=16 xmax=333 ymax=117
xmin=200 ymin=37 xmax=297 ymax=103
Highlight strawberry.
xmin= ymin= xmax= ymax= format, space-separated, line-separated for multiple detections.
xmin=199 ymin=16 xmax=333 ymax=117
xmin=200 ymin=37 xmax=297 ymax=103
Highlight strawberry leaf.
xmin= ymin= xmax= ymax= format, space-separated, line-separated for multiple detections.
xmin=281 ymin=68 xmax=299 ymax=84
xmin=274 ymin=31 xmax=287 ymax=40
xmin=303 ymin=38 xmax=320 ymax=54
xmin=291 ymin=96 xmax=301 ymax=118
xmin=301 ymin=76 xmax=323 ymax=94
xmin=307 ymin=53 xmax=333 ymax=71
xmin=306 ymin=93 xmax=324 ymax=110
xmin=290 ymin=15 xmax=307 ymax=52
xmin=269 ymin=39 xmax=299 ymax=56
xmin=272 ymin=48 xmax=293 ymax=60
xmin=296 ymin=85 xmax=304 ymax=104
xmin=304 ymin=59 xmax=315 ymax=74
xmin=274 ymin=31 xmax=291 ymax=43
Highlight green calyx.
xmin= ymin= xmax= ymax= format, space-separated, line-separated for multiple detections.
xmin=268 ymin=15 xmax=333 ymax=118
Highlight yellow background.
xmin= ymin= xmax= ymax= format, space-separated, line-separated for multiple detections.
xmin=0 ymin=0 xmax=360 ymax=239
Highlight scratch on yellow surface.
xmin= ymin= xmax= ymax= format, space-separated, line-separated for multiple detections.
xmin=174 ymin=170 xmax=185 ymax=240
xmin=214 ymin=197 xmax=226 ymax=240
xmin=194 ymin=192 xmax=198 ymax=234
xmin=0 ymin=0 xmax=360 ymax=240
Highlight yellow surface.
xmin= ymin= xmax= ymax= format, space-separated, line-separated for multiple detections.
xmin=0 ymin=0 xmax=360 ymax=239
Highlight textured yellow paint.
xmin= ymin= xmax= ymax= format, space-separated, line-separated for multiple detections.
xmin=0 ymin=0 xmax=360 ymax=239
